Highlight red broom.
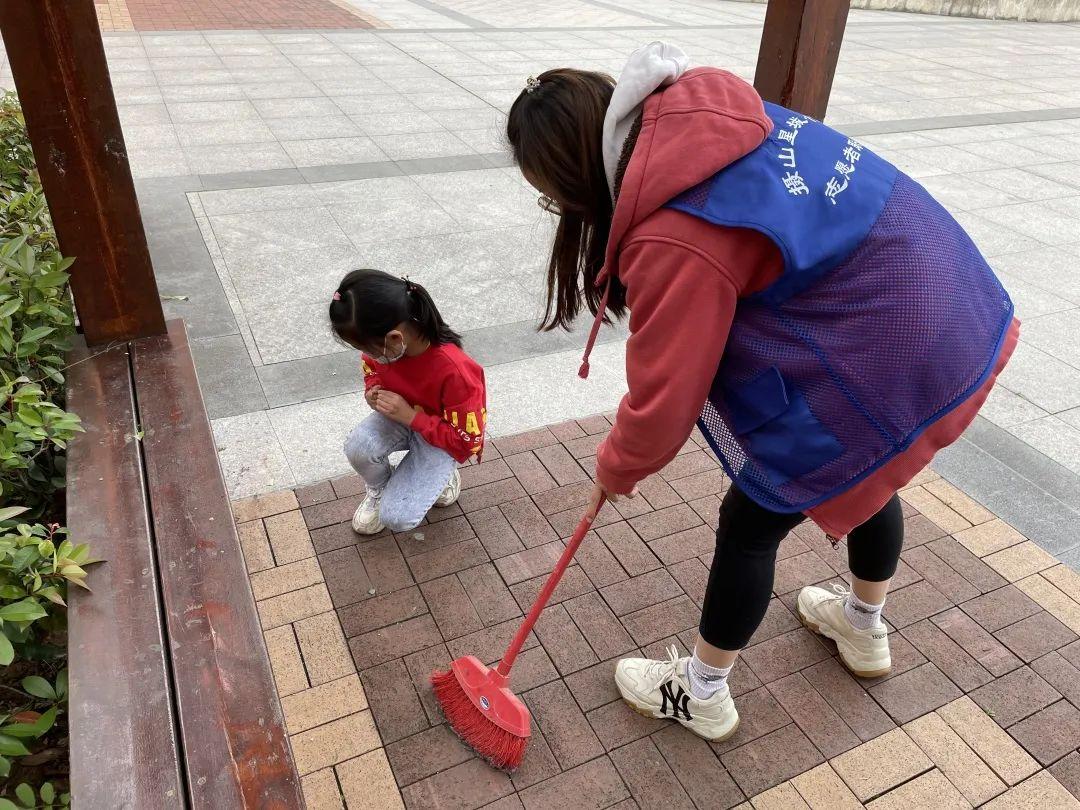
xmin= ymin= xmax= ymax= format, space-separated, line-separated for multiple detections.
xmin=431 ymin=496 xmax=605 ymax=771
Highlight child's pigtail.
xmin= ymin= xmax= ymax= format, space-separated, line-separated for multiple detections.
xmin=405 ymin=279 xmax=463 ymax=348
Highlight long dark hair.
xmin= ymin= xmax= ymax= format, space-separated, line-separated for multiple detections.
xmin=329 ymin=268 xmax=462 ymax=350
xmin=507 ymin=68 xmax=627 ymax=331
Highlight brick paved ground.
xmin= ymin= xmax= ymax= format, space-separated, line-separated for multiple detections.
xmin=96 ymin=0 xmax=379 ymax=31
xmin=233 ymin=416 xmax=1080 ymax=809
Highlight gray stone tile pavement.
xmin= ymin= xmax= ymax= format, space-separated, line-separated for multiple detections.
xmin=1 ymin=0 xmax=1079 ymax=558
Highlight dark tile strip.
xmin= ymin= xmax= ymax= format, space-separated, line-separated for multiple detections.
xmin=403 ymin=0 xmax=495 ymax=29
xmin=844 ymin=107 xmax=1080 ymax=137
xmin=933 ymin=421 xmax=1080 ymax=562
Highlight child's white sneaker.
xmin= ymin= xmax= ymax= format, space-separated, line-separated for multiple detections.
xmin=434 ymin=468 xmax=461 ymax=508
xmin=798 ymin=584 xmax=891 ymax=678
xmin=351 ymin=489 xmax=384 ymax=535
xmin=615 ymin=646 xmax=740 ymax=741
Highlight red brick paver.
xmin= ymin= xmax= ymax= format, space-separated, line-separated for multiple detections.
xmin=234 ymin=415 xmax=1080 ymax=809
xmin=99 ymin=0 xmax=379 ymax=31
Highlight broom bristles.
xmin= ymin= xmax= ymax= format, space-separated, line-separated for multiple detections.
xmin=431 ymin=669 xmax=528 ymax=772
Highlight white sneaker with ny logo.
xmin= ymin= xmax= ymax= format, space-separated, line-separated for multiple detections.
xmin=615 ymin=646 xmax=740 ymax=741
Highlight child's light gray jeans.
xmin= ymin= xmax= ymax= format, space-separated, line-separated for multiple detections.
xmin=343 ymin=412 xmax=457 ymax=532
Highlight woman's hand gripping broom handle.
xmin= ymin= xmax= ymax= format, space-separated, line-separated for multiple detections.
xmin=494 ymin=495 xmax=606 ymax=678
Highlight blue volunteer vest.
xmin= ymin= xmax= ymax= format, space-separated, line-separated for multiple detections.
xmin=666 ymin=102 xmax=1014 ymax=514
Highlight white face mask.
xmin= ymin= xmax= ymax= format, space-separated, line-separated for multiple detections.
xmin=375 ymin=334 xmax=407 ymax=364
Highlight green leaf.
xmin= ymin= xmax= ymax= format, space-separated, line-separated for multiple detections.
xmin=0 ymin=299 xmax=18 ymax=319
xmin=0 ymin=506 xmax=28 ymax=522
xmin=19 ymin=325 xmax=53 ymax=343
xmin=0 ymin=599 xmax=46 ymax=623
xmin=28 ymin=706 xmax=57 ymax=736
xmin=55 ymin=669 xmax=67 ymax=701
xmin=0 ymin=733 xmax=30 ymax=756
xmin=1 ymin=721 xmax=42 ymax=739
xmin=33 ymin=271 xmax=68 ymax=288
xmin=14 ymin=406 xmax=41 ymax=427
xmin=37 ymin=587 xmax=65 ymax=607
xmin=22 ymin=675 xmax=54 ymax=700
xmin=15 ymin=783 xmax=33 ymax=807
xmin=0 ymin=633 xmax=13 ymax=666
xmin=0 ymin=798 xmax=18 ymax=810
xmin=40 ymin=783 xmax=55 ymax=804
xmin=5 ymin=235 xmax=28 ymax=255
xmin=0 ymin=755 xmax=9 ymax=778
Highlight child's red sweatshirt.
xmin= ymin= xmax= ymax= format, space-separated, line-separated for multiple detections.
xmin=362 ymin=343 xmax=486 ymax=463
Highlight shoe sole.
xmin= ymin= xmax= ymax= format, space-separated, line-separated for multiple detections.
xmin=619 ymin=694 xmax=740 ymax=742
xmin=351 ymin=520 xmax=384 ymax=536
xmin=798 ymin=610 xmax=891 ymax=679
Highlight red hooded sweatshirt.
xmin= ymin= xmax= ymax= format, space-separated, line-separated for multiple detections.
xmin=591 ymin=67 xmax=1019 ymax=537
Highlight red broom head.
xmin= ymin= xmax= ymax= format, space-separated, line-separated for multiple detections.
xmin=431 ymin=661 xmax=530 ymax=772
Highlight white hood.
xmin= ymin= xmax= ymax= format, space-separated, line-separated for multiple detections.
xmin=602 ymin=41 xmax=690 ymax=199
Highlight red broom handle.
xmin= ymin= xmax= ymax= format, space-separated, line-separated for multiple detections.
xmin=495 ymin=496 xmax=606 ymax=677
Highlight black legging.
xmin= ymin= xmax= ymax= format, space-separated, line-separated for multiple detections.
xmin=699 ymin=486 xmax=904 ymax=650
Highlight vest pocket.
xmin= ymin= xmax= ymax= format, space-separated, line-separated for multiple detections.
xmin=725 ymin=367 xmax=843 ymax=487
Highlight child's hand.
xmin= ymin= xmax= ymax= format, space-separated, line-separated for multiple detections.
xmin=375 ymin=390 xmax=415 ymax=425
xmin=365 ymin=384 xmax=381 ymax=409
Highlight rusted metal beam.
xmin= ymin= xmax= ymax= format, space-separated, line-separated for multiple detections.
xmin=0 ymin=0 xmax=166 ymax=345
xmin=753 ymin=0 xmax=851 ymax=120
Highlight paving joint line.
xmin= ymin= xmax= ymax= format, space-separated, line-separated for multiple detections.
xmin=572 ymin=0 xmax=682 ymax=27
xmin=369 ymin=34 xmax=507 ymax=120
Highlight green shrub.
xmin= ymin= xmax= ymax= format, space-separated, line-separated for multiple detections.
xmin=0 ymin=779 xmax=70 ymax=810
xmin=0 ymin=92 xmax=88 ymax=800
xmin=0 ymin=92 xmax=80 ymax=513
xmin=0 ymin=667 xmax=68 ymax=784
xmin=0 ymin=507 xmax=91 ymax=666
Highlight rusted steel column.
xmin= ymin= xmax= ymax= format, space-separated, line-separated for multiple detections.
xmin=753 ymin=0 xmax=851 ymax=120
xmin=0 ymin=0 xmax=166 ymax=345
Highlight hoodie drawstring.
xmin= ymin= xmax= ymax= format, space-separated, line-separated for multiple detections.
xmin=578 ymin=277 xmax=612 ymax=380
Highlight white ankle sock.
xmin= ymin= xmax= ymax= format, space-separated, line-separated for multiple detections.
xmin=687 ymin=653 xmax=733 ymax=700
xmin=844 ymin=592 xmax=885 ymax=631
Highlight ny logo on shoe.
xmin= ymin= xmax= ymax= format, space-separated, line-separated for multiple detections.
xmin=659 ymin=681 xmax=692 ymax=720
